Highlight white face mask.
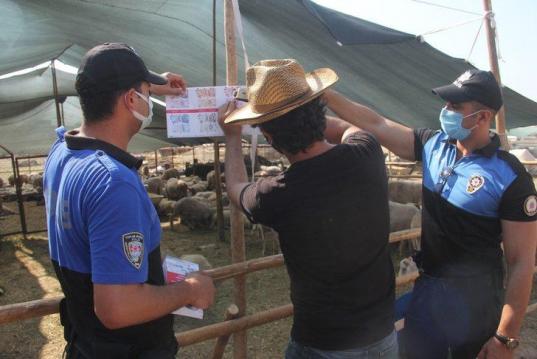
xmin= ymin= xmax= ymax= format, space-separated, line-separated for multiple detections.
xmin=130 ymin=91 xmax=153 ymax=130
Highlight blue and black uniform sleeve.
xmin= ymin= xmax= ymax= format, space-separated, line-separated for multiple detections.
xmin=87 ymin=180 xmax=152 ymax=284
xmin=498 ymin=152 xmax=537 ymax=222
xmin=413 ymin=128 xmax=437 ymax=161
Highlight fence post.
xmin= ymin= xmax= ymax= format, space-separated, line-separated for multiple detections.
xmin=211 ymin=304 xmax=240 ymax=359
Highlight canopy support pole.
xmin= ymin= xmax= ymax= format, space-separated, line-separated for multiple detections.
xmin=224 ymin=0 xmax=247 ymax=357
xmin=50 ymin=60 xmax=63 ymax=128
xmin=483 ymin=0 xmax=509 ymax=149
xmin=213 ymin=0 xmax=225 ymax=242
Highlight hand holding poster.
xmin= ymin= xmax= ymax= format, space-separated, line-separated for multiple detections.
xmin=166 ymin=86 xmax=251 ymax=138
xmin=162 ymin=255 xmax=204 ymax=319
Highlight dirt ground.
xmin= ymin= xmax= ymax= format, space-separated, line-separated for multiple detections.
xmin=1 ymin=224 xmax=537 ymax=358
xmin=0 ymin=155 xmax=536 ymax=358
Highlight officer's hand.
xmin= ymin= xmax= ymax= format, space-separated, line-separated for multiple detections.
xmin=477 ymin=336 xmax=513 ymax=359
xmin=185 ymin=272 xmax=216 ymax=309
xmin=218 ymin=101 xmax=242 ymax=137
xmin=150 ymin=72 xmax=187 ymax=96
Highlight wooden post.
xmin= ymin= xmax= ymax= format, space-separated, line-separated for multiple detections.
xmin=211 ymin=304 xmax=240 ymax=359
xmin=224 ymin=0 xmax=247 ymax=357
xmin=50 ymin=60 xmax=63 ymax=127
xmin=482 ymin=0 xmax=509 ymax=150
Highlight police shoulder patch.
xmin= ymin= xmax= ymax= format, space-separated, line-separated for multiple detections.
xmin=524 ymin=195 xmax=537 ymax=217
xmin=122 ymin=232 xmax=144 ymax=269
xmin=466 ymin=174 xmax=485 ymax=194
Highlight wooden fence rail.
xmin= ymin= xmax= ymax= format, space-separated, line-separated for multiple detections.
xmin=0 ymin=229 xmax=421 ymax=325
xmin=1 ymin=228 xmax=536 ymax=351
xmin=0 ymin=253 xmax=284 ymax=326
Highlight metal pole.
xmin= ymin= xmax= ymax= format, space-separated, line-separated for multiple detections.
xmin=213 ymin=0 xmax=225 ymax=242
xmin=482 ymin=0 xmax=509 ymax=149
xmin=50 ymin=60 xmax=63 ymax=128
xmin=224 ymin=0 xmax=247 ymax=357
xmin=14 ymin=157 xmax=28 ymax=237
xmin=214 ymin=141 xmax=225 ymax=242
xmin=213 ymin=0 xmax=218 ymax=87
xmin=0 ymin=145 xmax=28 ymax=237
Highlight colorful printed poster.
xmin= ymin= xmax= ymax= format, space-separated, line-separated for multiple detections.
xmin=166 ymin=86 xmax=251 ymax=138
xmin=162 ymin=255 xmax=204 ymax=319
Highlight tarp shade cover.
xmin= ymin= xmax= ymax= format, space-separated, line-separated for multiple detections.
xmin=0 ymin=96 xmax=178 ymax=155
xmin=0 ymin=0 xmax=535 ymax=155
xmin=299 ymin=0 xmax=416 ymax=45
xmin=0 ymin=66 xmax=77 ymax=104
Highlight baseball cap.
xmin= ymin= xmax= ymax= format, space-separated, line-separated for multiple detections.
xmin=76 ymin=43 xmax=167 ymax=94
xmin=432 ymin=69 xmax=503 ymax=111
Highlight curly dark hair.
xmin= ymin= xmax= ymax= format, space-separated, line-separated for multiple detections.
xmin=75 ymin=75 xmax=142 ymax=124
xmin=259 ymin=97 xmax=326 ymax=154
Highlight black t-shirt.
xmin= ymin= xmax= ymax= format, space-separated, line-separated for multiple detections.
xmin=240 ymin=132 xmax=395 ymax=350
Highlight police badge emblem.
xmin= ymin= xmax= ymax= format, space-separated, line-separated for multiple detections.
xmin=122 ymin=232 xmax=144 ymax=269
xmin=466 ymin=174 xmax=485 ymax=194
xmin=524 ymin=195 xmax=537 ymax=217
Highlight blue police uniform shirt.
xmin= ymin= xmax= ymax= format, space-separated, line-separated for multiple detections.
xmin=44 ymin=127 xmax=161 ymax=284
xmin=414 ymin=129 xmax=537 ymax=275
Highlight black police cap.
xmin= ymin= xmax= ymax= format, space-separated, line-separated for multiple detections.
xmin=432 ymin=69 xmax=503 ymax=111
xmin=76 ymin=43 xmax=166 ymax=94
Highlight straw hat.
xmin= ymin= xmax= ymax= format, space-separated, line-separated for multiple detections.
xmin=224 ymin=59 xmax=338 ymax=125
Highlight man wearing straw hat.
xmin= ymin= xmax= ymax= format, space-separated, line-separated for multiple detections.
xmin=218 ymin=59 xmax=398 ymax=358
xmin=322 ymin=70 xmax=537 ymax=359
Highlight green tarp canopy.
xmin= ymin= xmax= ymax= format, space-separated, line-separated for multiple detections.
xmin=0 ymin=96 xmax=177 ymax=155
xmin=1 ymin=0 xmax=535 ymax=155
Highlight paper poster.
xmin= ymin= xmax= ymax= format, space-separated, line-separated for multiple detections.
xmin=162 ymin=256 xmax=204 ymax=319
xmin=166 ymin=86 xmax=252 ymax=138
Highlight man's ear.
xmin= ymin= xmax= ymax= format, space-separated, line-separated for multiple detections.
xmin=479 ymin=109 xmax=495 ymax=126
xmin=123 ymin=89 xmax=137 ymax=110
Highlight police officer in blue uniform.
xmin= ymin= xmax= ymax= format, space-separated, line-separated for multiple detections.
xmin=323 ymin=70 xmax=537 ymax=358
xmin=44 ymin=43 xmax=215 ymax=358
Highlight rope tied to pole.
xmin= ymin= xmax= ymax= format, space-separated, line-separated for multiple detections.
xmin=416 ymin=9 xmax=504 ymax=65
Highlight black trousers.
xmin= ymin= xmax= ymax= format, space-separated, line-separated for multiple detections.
xmin=399 ymin=270 xmax=504 ymax=359
xmin=65 ymin=337 xmax=178 ymax=359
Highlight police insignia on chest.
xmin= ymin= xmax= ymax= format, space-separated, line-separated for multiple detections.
xmin=122 ymin=232 xmax=144 ymax=269
xmin=524 ymin=195 xmax=537 ymax=217
xmin=466 ymin=174 xmax=485 ymax=194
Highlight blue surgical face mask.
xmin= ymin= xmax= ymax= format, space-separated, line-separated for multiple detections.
xmin=439 ymin=107 xmax=482 ymax=141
